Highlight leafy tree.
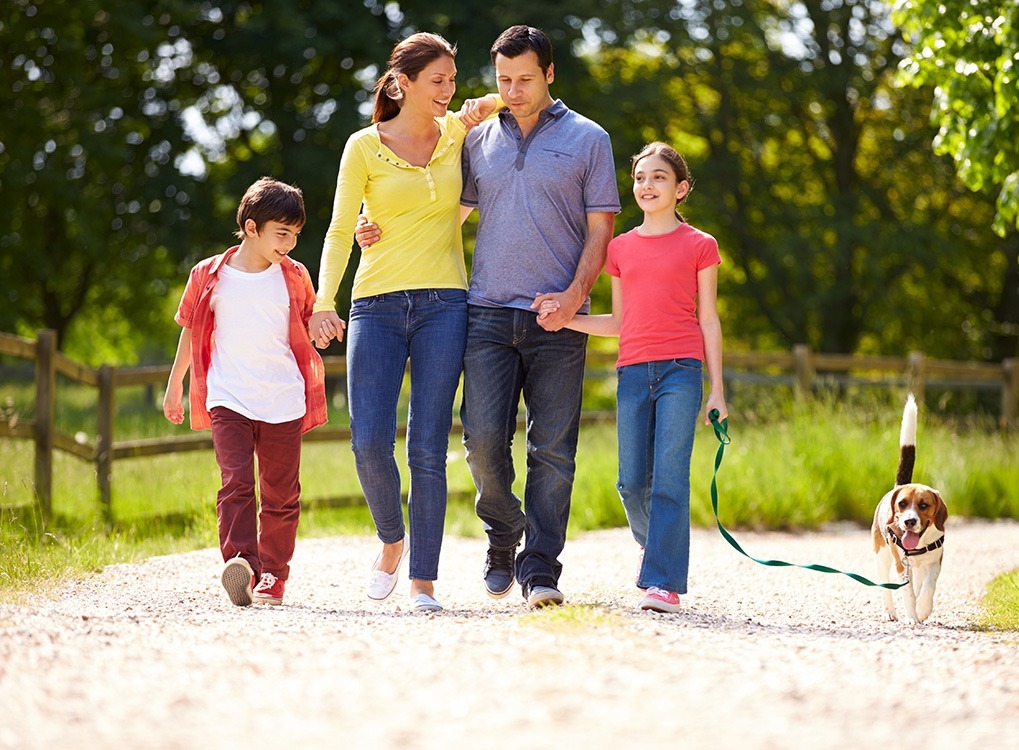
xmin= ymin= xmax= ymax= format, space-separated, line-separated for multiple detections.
xmin=895 ymin=0 xmax=1019 ymax=236
xmin=0 ymin=0 xmax=211 ymax=359
xmin=585 ymin=0 xmax=1015 ymax=359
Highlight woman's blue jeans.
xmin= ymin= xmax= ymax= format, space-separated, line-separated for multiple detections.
xmin=616 ymin=358 xmax=703 ymax=594
xmin=346 ymin=289 xmax=468 ymax=581
xmin=460 ymin=306 xmax=587 ymax=590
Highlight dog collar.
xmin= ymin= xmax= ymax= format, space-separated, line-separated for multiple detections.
xmin=886 ymin=527 xmax=945 ymax=557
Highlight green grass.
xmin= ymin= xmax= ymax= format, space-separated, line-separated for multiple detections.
xmin=518 ymin=602 xmax=629 ymax=630
xmin=977 ymin=570 xmax=1019 ymax=632
xmin=2 ymin=394 xmax=1017 ymax=628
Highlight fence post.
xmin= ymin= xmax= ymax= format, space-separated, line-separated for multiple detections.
xmin=1002 ymin=358 xmax=1018 ymax=432
xmin=33 ymin=329 xmax=57 ymax=519
xmin=907 ymin=351 xmax=926 ymax=408
xmin=793 ymin=344 xmax=813 ymax=399
xmin=96 ymin=365 xmax=115 ymax=525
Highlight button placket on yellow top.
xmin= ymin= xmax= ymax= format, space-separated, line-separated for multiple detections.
xmin=377 ymin=128 xmax=455 ymax=204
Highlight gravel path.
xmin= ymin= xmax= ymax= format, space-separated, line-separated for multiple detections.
xmin=1 ymin=519 xmax=1017 ymax=749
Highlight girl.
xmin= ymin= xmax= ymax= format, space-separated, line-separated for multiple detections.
xmin=308 ymin=33 xmax=497 ymax=612
xmin=536 ymin=141 xmax=727 ymax=612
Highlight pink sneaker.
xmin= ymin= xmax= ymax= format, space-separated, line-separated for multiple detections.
xmin=253 ymin=572 xmax=285 ymax=605
xmin=639 ymin=586 xmax=681 ymax=613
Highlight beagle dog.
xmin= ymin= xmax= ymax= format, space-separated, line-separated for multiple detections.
xmin=871 ymin=394 xmax=948 ymax=625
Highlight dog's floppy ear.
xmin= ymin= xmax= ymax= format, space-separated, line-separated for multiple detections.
xmin=933 ymin=491 xmax=948 ymax=531
xmin=881 ymin=488 xmax=901 ymax=528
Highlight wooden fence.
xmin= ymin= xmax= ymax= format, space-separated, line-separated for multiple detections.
xmin=2 ymin=330 xmax=1016 ymax=522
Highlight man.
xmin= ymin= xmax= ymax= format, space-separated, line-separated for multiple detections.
xmin=459 ymin=25 xmax=618 ymax=608
xmin=356 ymin=25 xmax=619 ymax=608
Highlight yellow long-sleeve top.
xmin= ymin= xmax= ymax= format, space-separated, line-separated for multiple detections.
xmin=313 ymin=112 xmax=469 ymax=312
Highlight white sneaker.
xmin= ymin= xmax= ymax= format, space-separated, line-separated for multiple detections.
xmin=411 ymin=593 xmax=443 ymax=612
xmin=366 ymin=537 xmax=408 ymax=601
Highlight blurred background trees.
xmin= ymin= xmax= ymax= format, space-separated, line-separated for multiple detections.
xmin=2 ymin=0 xmax=1016 ymax=363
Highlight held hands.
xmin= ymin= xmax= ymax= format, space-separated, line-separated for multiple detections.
xmin=535 ymin=297 xmax=561 ymax=324
xmin=309 ymin=310 xmax=346 ymax=349
xmin=354 ymin=214 xmax=380 ymax=250
xmin=531 ymin=291 xmax=580 ymax=331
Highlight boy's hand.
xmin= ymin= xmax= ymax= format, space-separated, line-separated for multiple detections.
xmin=355 ymin=214 xmax=381 ymax=250
xmin=163 ymin=382 xmax=185 ymax=424
xmin=309 ymin=310 xmax=345 ymax=349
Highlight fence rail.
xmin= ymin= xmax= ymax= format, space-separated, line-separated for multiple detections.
xmin=2 ymin=330 xmax=1016 ymax=522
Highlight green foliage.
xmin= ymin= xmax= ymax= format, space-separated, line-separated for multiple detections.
xmin=0 ymin=1 xmax=211 ymax=358
xmin=2 ymin=0 xmax=1017 ymax=361
xmin=584 ymin=0 xmax=1017 ymax=360
xmin=895 ymin=0 xmax=1019 ymax=236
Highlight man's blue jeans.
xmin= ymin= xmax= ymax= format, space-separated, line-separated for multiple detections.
xmin=461 ymin=306 xmax=587 ymax=590
xmin=616 ymin=358 xmax=703 ymax=594
xmin=346 ymin=289 xmax=468 ymax=581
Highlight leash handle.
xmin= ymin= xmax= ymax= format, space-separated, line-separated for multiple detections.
xmin=706 ymin=409 xmax=907 ymax=590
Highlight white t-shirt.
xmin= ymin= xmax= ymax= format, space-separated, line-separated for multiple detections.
xmin=206 ymin=262 xmax=306 ymax=423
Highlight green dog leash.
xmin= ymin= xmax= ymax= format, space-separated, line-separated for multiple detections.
xmin=707 ymin=409 xmax=907 ymax=590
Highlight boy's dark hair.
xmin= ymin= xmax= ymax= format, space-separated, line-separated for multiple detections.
xmin=235 ymin=177 xmax=306 ymax=239
xmin=490 ymin=25 xmax=553 ymax=73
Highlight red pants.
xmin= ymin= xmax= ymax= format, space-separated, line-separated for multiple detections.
xmin=210 ymin=407 xmax=303 ymax=580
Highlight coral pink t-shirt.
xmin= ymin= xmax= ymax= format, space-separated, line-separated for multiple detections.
xmin=605 ymin=223 xmax=722 ymax=368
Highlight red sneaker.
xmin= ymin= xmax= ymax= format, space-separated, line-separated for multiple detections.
xmin=221 ymin=557 xmax=254 ymax=607
xmin=639 ymin=586 xmax=681 ymax=613
xmin=253 ymin=572 xmax=285 ymax=605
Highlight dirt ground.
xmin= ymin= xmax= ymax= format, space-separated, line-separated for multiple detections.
xmin=1 ymin=519 xmax=1017 ymax=749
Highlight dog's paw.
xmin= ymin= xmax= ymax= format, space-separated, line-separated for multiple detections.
xmin=916 ymin=601 xmax=933 ymax=621
xmin=884 ymin=611 xmax=898 ymax=622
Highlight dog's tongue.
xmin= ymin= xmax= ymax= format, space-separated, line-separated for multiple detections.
xmin=902 ymin=530 xmax=921 ymax=550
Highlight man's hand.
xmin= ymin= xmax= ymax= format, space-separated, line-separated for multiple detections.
xmin=457 ymin=94 xmax=499 ymax=128
xmin=308 ymin=310 xmax=346 ymax=349
xmin=355 ymin=214 xmax=381 ymax=250
xmin=531 ymin=290 xmax=582 ymax=331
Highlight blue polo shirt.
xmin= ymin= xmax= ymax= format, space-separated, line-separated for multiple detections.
xmin=461 ymin=99 xmax=620 ymax=313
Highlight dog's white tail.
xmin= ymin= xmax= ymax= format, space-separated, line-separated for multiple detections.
xmin=896 ymin=394 xmax=917 ymax=486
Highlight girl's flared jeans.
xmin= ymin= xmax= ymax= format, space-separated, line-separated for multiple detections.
xmin=616 ymin=358 xmax=703 ymax=594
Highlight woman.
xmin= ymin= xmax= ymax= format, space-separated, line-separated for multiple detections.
xmin=309 ymin=33 xmax=497 ymax=612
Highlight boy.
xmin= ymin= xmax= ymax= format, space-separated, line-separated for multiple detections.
xmin=163 ymin=177 xmax=326 ymax=606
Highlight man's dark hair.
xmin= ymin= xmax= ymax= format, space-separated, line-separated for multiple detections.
xmin=490 ymin=25 xmax=553 ymax=73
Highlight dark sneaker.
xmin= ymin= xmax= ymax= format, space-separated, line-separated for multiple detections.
xmin=253 ymin=572 xmax=285 ymax=605
xmin=525 ymin=584 xmax=564 ymax=609
xmin=483 ymin=546 xmax=517 ymax=599
xmin=221 ymin=557 xmax=254 ymax=607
